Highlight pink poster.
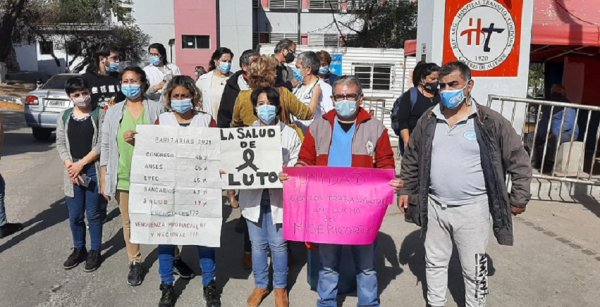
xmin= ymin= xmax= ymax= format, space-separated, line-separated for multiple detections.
xmin=283 ymin=166 xmax=396 ymax=245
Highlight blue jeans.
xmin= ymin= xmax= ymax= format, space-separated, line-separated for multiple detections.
xmin=0 ymin=174 xmax=6 ymax=227
xmin=158 ymin=245 xmax=216 ymax=286
xmin=317 ymin=243 xmax=379 ymax=307
xmin=66 ymin=165 xmax=104 ymax=251
xmin=246 ymin=202 xmax=288 ymax=289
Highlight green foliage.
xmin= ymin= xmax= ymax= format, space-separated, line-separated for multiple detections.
xmin=528 ymin=63 xmax=544 ymax=97
xmin=0 ymin=0 xmax=147 ymax=71
xmin=71 ymin=25 xmax=150 ymax=72
xmin=343 ymin=0 xmax=417 ymax=48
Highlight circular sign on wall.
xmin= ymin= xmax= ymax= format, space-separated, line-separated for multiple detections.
xmin=449 ymin=0 xmax=516 ymax=71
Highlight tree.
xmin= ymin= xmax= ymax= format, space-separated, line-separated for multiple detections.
xmin=331 ymin=0 xmax=418 ymax=48
xmin=0 ymin=0 xmax=29 ymax=65
xmin=0 ymin=0 xmax=148 ymax=72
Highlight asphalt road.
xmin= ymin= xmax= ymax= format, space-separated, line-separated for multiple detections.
xmin=1 ymin=109 xmax=599 ymax=307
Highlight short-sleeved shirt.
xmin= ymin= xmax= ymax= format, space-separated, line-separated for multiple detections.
xmin=429 ymin=103 xmax=487 ymax=205
xmin=116 ymin=108 xmax=148 ymax=191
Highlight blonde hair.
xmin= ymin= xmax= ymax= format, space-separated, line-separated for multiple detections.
xmin=247 ymin=55 xmax=277 ymax=89
xmin=162 ymin=75 xmax=202 ymax=111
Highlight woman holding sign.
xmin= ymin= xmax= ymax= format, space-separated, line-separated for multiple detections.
xmin=56 ymin=76 xmax=106 ymax=272
xmin=99 ymin=66 xmax=171 ymax=286
xmin=238 ymin=87 xmax=301 ymax=307
xmin=152 ymin=75 xmax=222 ymax=307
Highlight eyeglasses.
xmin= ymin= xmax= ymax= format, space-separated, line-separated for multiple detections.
xmin=287 ymin=48 xmax=296 ymax=55
xmin=332 ymin=93 xmax=361 ymax=101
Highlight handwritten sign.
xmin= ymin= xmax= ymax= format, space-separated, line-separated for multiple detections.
xmin=283 ymin=166 xmax=395 ymax=245
xmin=220 ymin=127 xmax=284 ymax=190
xmin=129 ymin=125 xmax=223 ymax=247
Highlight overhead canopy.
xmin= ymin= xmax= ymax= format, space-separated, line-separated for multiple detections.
xmin=533 ymin=0 xmax=600 ymax=47
xmin=403 ymin=40 xmax=416 ymax=57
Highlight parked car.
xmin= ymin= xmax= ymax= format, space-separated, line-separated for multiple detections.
xmin=23 ymin=73 xmax=78 ymax=141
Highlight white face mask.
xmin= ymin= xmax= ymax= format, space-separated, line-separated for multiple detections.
xmin=73 ymin=95 xmax=91 ymax=107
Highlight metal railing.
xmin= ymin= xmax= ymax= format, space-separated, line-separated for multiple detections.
xmin=362 ymin=97 xmax=399 ymax=140
xmin=487 ymin=95 xmax=600 ymax=185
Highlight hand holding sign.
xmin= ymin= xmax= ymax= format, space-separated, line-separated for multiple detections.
xmin=283 ymin=166 xmax=396 ymax=245
xmin=220 ymin=127 xmax=284 ymax=190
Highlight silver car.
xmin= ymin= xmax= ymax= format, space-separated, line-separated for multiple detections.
xmin=23 ymin=73 xmax=79 ymax=141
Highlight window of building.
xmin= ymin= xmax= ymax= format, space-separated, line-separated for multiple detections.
xmin=40 ymin=41 xmax=54 ymax=55
xmin=269 ymin=33 xmax=297 ymax=44
xmin=353 ymin=64 xmax=393 ymax=90
xmin=182 ymin=35 xmax=210 ymax=49
xmin=310 ymin=0 xmax=339 ymax=10
xmin=252 ymin=32 xmax=271 ymax=49
xmin=308 ymin=33 xmax=339 ymax=47
xmin=270 ymin=0 xmax=299 ymax=10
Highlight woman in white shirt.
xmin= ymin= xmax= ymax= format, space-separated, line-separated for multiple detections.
xmin=154 ymin=75 xmax=221 ymax=307
xmin=240 ymin=87 xmax=301 ymax=307
xmin=195 ymin=47 xmax=234 ymax=119
xmin=143 ymin=43 xmax=181 ymax=101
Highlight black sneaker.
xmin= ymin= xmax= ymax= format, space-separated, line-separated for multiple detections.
xmin=173 ymin=258 xmax=195 ymax=279
xmin=203 ymin=281 xmax=221 ymax=307
xmin=0 ymin=222 xmax=23 ymax=238
xmin=84 ymin=250 xmax=102 ymax=272
xmin=127 ymin=261 xmax=143 ymax=286
xmin=159 ymin=283 xmax=176 ymax=307
xmin=63 ymin=247 xmax=87 ymax=270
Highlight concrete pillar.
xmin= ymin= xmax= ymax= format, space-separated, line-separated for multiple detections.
xmin=416 ymin=0 xmax=535 ymax=133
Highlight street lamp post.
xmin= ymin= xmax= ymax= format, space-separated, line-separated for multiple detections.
xmin=168 ymin=39 xmax=175 ymax=63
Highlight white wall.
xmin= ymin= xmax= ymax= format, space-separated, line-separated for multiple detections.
xmin=219 ymin=0 xmax=253 ymax=71
xmin=257 ymin=11 xmax=358 ymax=36
xmin=130 ymin=0 xmax=176 ymax=64
xmin=14 ymin=44 xmax=38 ymax=72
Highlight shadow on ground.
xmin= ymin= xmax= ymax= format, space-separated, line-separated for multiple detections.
xmin=399 ymin=230 xmax=496 ymax=306
xmin=0 ymin=198 xmax=67 ymax=254
xmin=1 ymin=111 xmax=55 ymax=156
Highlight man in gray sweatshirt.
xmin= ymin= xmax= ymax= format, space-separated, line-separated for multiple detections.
xmin=399 ymin=61 xmax=532 ymax=307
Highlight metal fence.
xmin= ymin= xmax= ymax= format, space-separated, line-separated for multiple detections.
xmin=487 ymin=95 xmax=600 ymax=185
xmin=362 ymin=97 xmax=399 ymax=141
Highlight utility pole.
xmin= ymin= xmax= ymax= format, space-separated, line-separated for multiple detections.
xmin=297 ymin=0 xmax=301 ymax=43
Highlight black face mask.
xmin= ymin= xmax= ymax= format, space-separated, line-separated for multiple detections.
xmin=423 ymin=82 xmax=439 ymax=93
xmin=284 ymin=52 xmax=295 ymax=64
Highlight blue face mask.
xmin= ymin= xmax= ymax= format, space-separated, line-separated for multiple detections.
xmin=440 ymin=85 xmax=467 ymax=109
xmin=319 ymin=66 xmax=329 ymax=75
xmin=149 ymin=56 xmax=161 ymax=66
xmin=106 ymin=62 xmax=121 ymax=73
xmin=219 ymin=62 xmax=231 ymax=74
xmin=257 ymin=104 xmax=277 ymax=124
xmin=121 ymin=84 xmax=142 ymax=99
xmin=293 ymin=67 xmax=304 ymax=83
xmin=335 ymin=100 xmax=357 ymax=118
xmin=171 ymin=99 xmax=193 ymax=114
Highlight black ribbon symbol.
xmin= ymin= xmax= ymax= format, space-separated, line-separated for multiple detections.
xmin=236 ymin=149 xmax=259 ymax=172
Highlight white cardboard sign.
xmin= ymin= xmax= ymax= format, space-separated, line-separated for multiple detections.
xmin=219 ymin=127 xmax=284 ymax=190
xmin=129 ymin=125 xmax=223 ymax=247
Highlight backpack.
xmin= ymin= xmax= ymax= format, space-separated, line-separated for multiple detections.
xmin=62 ymin=107 xmax=101 ymax=128
xmin=391 ymin=87 xmax=418 ymax=136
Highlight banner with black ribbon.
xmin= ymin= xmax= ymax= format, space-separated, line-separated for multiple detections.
xmin=220 ymin=126 xmax=284 ymax=189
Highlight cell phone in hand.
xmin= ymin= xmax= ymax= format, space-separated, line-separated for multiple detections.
xmin=80 ymin=174 xmax=92 ymax=188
